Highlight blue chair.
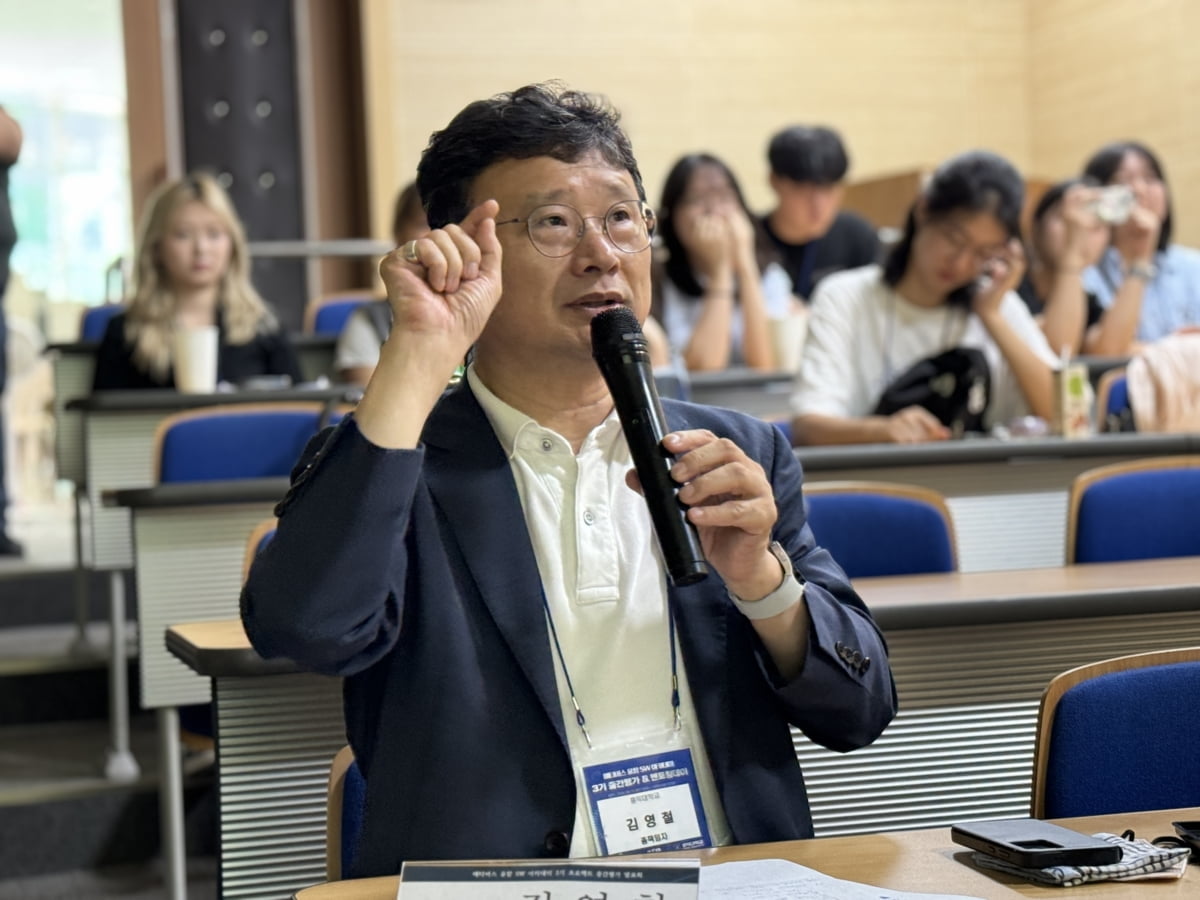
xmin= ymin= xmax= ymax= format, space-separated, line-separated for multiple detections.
xmin=305 ymin=291 xmax=380 ymax=336
xmin=154 ymin=403 xmax=331 ymax=483
xmin=1095 ymin=367 xmax=1131 ymax=432
xmin=80 ymin=303 xmax=124 ymax=341
xmin=327 ymin=745 xmax=366 ymax=880
xmin=1031 ymin=647 xmax=1200 ymax=818
xmin=804 ymin=481 xmax=957 ymax=578
xmin=1066 ymin=456 xmax=1200 ymax=563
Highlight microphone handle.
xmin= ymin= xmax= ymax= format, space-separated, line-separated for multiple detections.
xmin=606 ymin=358 xmax=709 ymax=587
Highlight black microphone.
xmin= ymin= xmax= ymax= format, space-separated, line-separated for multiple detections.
xmin=591 ymin=308 xmax=709 ymax=586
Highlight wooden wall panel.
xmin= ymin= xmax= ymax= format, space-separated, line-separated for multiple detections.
xmin=359 ymin=0 xmax=1031 ymax=237
xmin=1030 ymin=0 xmax=1200 ymax=245
xmin=121 ymin=0 xmax=170 ymax=230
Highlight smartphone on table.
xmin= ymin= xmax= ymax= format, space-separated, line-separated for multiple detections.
xmin=951 ymin=818 xmax=1122 ymax=868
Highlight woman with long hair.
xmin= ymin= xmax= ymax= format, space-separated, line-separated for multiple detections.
xmin=791 ymin=150 xmax=1057 ymax=445
xmin=92 ymin=172 xmax=301 ymax=389
xmin=1080 ymin=140 xmax=1200 ymax=348
xmin=652 ymin=153 xmax=794 ymax=371
xmin=1019 ymin=178 xmax=1135 ymax=356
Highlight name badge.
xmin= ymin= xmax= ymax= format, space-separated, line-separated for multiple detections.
xmin=582 ymin=748 xmax=711 ymax=856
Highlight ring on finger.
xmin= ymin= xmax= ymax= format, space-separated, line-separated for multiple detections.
xmin=400 ymin=240 xmax=421 ymax=265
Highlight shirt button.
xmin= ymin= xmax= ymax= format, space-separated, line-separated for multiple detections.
xmin=541 ymin=439 xmax=553 ymax=452
xmin=582 ymin=509 xmax=595 ymax=526
xmin=543 ymin=830 xmax=570 ymax=856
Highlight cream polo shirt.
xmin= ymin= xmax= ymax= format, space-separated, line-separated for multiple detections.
xmin=467 ymin=366 xmax=731 ymax=858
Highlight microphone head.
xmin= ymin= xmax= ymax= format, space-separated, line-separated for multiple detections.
xmin=590 ymin=307 xmax=645 ymax=359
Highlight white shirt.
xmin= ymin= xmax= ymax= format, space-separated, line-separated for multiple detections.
xmin=467 ymin=366 xmax=731 ymax=857
xmin=334 ymin=306 xmax=384 ymax=373
xmin=791 ymin=265 xmax=1058 ymax=429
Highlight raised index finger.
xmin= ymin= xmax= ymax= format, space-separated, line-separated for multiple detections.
xmin=459 ymin=199 xmax=501 ymax=279
xmin=459 ymin=199 xmax=500 ymax=237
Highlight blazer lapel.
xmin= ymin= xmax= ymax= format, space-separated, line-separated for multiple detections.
xmin=422 ymin=385 xmax=569 ymax=749
xmin=662 ymin=401 xmax=734 ymax=790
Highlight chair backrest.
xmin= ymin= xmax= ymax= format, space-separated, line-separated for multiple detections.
xmin=1030 ymin=647 xmax=1200 ymax=818
xmin=1066 ymin=456 xmax=1200 ymax=563
xmin=804 ymin=481 xmax=957 ymax=578
xmin=153 ymin=402 xmax=328 ymax=483
xmin=80 ymin=303 xmax=124 ymax=342
xmin=304 ymin=290 xmax=380 ymax=335
xmin=326 ymin=745 xmax=366 ymax=880
xmin=1095 ymin=367 xmax=1130 ymax=432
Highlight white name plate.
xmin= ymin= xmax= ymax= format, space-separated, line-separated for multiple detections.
xmin=398 ymin=858 xmax=700 ymax=900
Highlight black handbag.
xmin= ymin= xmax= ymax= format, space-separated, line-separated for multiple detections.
xmin=872 ymin=347 xmax=991 ymax=436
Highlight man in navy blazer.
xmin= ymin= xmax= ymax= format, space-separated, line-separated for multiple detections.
xmin=242 ymin=84 xmax=897 ymax=877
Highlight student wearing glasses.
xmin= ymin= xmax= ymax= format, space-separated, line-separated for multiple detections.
xmin=791 ymin=151 xmax=1058 ymax=445
xmin=243 ymin=83 xmax=895 ymax=875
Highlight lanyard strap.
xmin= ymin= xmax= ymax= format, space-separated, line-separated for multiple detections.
xmin=541 ymin=591 xmax=681 ymax=750
xmin=883 ymin=289 xmax=963 ymax=384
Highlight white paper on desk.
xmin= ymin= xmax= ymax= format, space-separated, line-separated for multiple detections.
xmin=699 ymin=859 xmax=984 ymax=900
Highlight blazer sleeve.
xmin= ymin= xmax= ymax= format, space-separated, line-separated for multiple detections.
xmin=240 ymin=416 xmax=421 ymax=676
xmin=762 ymin=421 xmax=898 ymax=751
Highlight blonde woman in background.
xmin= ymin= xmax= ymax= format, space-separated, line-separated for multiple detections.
xmin=92 ymin=172 xmax=301 ymax=390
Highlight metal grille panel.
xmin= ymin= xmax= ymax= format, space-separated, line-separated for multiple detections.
xmin=794 ymin=610 xmax=1200 ymax=836
xmin=215 ymin=674 xmax=345 ymax=900
xmin=85 ymin=412 xmax=165 ymax=568
xmin=51 ymin=352 xmax=94 ymax=485
xmin=947 ymin=492 xmax=1066 ymax=571
xmin=136 ymin=506 xmax=276 ymax=708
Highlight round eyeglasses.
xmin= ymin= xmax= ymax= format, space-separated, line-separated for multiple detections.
xmin=496 ymin=200 xmax=656 ymax=258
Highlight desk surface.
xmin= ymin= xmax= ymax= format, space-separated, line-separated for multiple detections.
xmin=860 ymin=556 xmax=1200 ymax=629
xmin=167 ymin=557 xmax=1200 ymax=679
xmin=49 ymin=333 xmax=337 ymax=353
xmin=291 ymin=807 xmax=1198 ymax=899
xmin=167 ymin=619 xmax=297 ymax=678
xmin=796 ymin=430 xmax=1198 ymax=471
xmin=67 ymin=385 xmax=359 ymax=413
xmin=107 ymin=477 xmax=289 ymax=510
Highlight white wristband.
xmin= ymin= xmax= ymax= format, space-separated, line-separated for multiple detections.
xmin=728 ymin=541 xmax=805 ymax=620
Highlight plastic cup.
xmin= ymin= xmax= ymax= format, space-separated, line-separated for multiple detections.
xmin=172 ymin=326 xmax=219 ymax=393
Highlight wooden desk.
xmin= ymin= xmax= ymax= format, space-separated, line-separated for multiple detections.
xmin=793 ymin=557 xmax=1200 ymax=835
xmin=687 ymin=368 xmax=793 ymax=418
xmin=291 ymin=808 xmax=1199 ymax=899
xmin=167 ymin=620 xmax=342 ymax=900
xmin=168 ymin=558 xmax=1200 ymax=898
xmin=797 ymin=431 xmax=1200 ymax=572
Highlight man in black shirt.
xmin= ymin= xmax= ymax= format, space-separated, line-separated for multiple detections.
xmin=761 ymin=125 xmax=880 ymax=301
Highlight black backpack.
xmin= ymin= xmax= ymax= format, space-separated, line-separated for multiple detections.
xmin=872 ymin=347 xmax=991 ymax=437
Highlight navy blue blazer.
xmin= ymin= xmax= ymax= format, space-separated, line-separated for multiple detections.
xmin=242 ymin=383 xmax=897 ymax=876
